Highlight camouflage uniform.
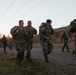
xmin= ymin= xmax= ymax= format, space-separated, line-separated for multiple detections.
xmin=10 ymin=26 xmax=27 ymax=64
xmin=40 ymin=24 xmax=54 ymax=62
xmin=25 ymin=26 xmax=37 ymax=61
xmin=72 ymin=33 xmax=76 ymax=54
xmin=2 ymin=35 xmax=8 ymax=53
xmin=61 ymin=31 xmax=70 ymax=52
xmin=69 ymin=19 xmax=76 ymax=54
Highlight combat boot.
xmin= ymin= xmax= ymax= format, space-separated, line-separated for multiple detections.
xmin=62 ymin=49 xmax=65 ymax=52
xmin=67 ymin=50 xmax=70 ymax=53
xmin=44 ymin=55 xmax=49 ymax=62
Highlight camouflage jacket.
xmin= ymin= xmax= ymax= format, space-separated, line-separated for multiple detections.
xmin=40 ymin=25 xmax=54 ymax=40
xmin=25 ymin=26 xmax=37 ymax=41
xmin=10 ymin=26 xmax=27 ymax=43
xmin=2 ymin=37 xmax=7 ymax=44
xmin=70 ymin=19 xmax=76 ymax=33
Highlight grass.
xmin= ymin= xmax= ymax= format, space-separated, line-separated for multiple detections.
xmin=0 ymin=52 xmax=49 ymax=75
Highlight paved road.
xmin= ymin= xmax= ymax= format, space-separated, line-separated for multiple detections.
xmin=31 ymin=48 xmax=76 ymax=66
xmin=0 ymin=47 xmax=76 ymax=66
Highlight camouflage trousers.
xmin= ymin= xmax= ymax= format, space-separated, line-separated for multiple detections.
xmin=2 ymin=43 xmax=7 ymax=53
xmin=72 ymin=38 xmax=76 ymax=55
xmin=74 ymin=38 xmax=76 ymax=50
xmin=42 ymin=40 xmax=53 ymax=60
xmin=26 ymin=41 xmax=33 ymax=61
xmin=62 ymin=41 xmax=69 ymax=52
xmin=14 ymin=42 xmax=26 ymax=64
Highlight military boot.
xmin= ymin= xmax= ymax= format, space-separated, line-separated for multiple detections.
xmin=44 ymin=55 xmax=49 ymax=62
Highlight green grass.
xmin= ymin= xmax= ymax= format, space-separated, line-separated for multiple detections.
xmin=0 ymin=52 xmax=49 ymax=75
xmin=0 ymin=59 xmax=49 ymax=75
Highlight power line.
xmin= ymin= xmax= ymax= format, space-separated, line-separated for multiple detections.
xmin=17 ymin=0 xmax=45 ymax=19
xmin=0 ymin=0 xmax=16 ymax=19
xmin=2 ymin=0 xmax=45 ymax=26
xmin=1 ymin=0 xmax=31 ymax=25
xmin=11 ymin=0 xmax=45 ymax=22
xmin=5 ymin=0 xmax=31 ymax=21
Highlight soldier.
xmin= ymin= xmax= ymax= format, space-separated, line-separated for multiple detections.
xmin=69 ymin=19 xmax=76 ymax=54
xmin=10 ymin=20 xmax=27 ymax=65
xmin=25 ymin=20 xmax=37 ymax=62
xmin=2 ymin=35 xmax=8 ymax=54
xmin=61 ymin=29 xmax=70 ymax=53
xmin=40 ymin=19 xmax=54 ymax=62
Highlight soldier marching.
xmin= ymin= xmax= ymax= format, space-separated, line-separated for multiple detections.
xmin=10 ymin=20 xmax=27 ymax=65
xmin=25 ymin=20 xmax=37 ymax=62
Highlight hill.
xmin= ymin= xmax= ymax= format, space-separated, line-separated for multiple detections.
xmin=54 ymin=26 xmax=69 ymax=38
xmin=0 ymin=33 xmax=3 ymax=38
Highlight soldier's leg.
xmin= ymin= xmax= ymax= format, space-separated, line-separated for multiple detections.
xmin=19 ymin=50 xmax=25 ymax=63
xmin=48 ymin=42 xmax=53 ymax=55
xmin=26 ymin=49 xmax=31 ymax=62
xmin=3 ymin=44 xmax=6 ymax=52
xmin=75 ymin=42 xmax=76 ymax=50
xmin=16 ymin=50 xmax=21 ymax=64
xmin=62 ymin=42 xmax=66 ymax=52
xmin=65 ymin=42 xmax=70 ymax=53
xmin=21 ymin=51 xmax=25 ymax=60
xmin=16 ymin=49 xmax=25 ymax=65
xmin=26 ymin=46 xmax=32 ymax=62
xmin=15 ymin=44 xmax=23 ymax=64
xmin=72 ymin=41 xmax=76 ymax=55
xmin=44 ymin=53 xmax=49 ymax=62
xmin=20 ymin=44 xmax=26 ymax=62
xmin=26 ymin=45 xmax=29 ymax=61
xmin=72 ymin=34 xmax=76 ymax=55
xmin=26 ymin=42 xmax=33 ymax=62
xmin=3 ymin=44 xmax=7 ymax=53
xmin=42 ymin=42 xmax=49 ymax=62
xmin=74 ymin=42 xmax=76 ymax=54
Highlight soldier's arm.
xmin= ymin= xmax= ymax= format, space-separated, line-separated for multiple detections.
xmin=10 ymin=28 xmax=16 ymax=36
xmin=49 ymin=28 xmax=54 ymax=39
xmin=51 ymin=28 xmax=54 ymax=37
xmin=51 ymin=28 xmax=54 ymax=35
xmin=33 ymin=28 xmax=37 ymax=35
xmin=1 ymin=38 xmax=3 ymax=42
xmin=60 ymin=37 xmax=63 ymax=42
xmin=40 ymin=28 xmax=46 ymax=39
xmin=6 ymin=37 xmax=8 ymax=42
xmin=10 ymin=26 xmax=19 ymax=36
xmin=60 ymin=33 xmax=63 ymax=42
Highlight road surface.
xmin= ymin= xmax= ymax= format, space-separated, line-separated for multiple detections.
xmin=0 ymin=47 xmax=76 ymax=67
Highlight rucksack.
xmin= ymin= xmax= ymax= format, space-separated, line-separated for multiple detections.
xmin=39 ymin=22 xmax=47 ymax=44
xmin=39 ymin=22 xmax=47 ymax=34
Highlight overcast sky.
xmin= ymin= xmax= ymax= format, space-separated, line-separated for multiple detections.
xmin=0 ymin=0 xmax=76 ymax=35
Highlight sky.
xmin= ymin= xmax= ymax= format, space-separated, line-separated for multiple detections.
xmin=0 ymin=0 xmax=76 ymax=35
